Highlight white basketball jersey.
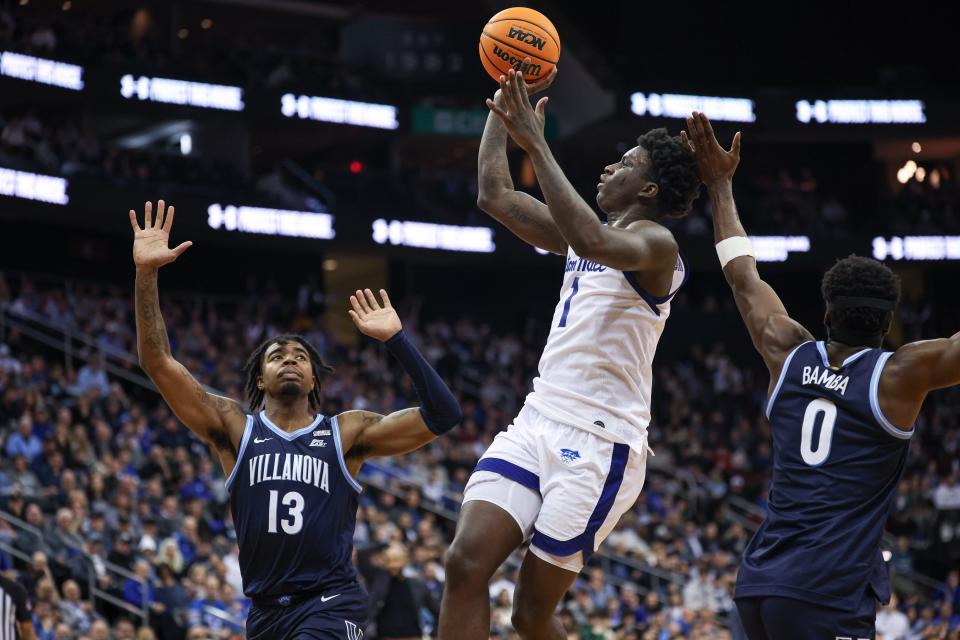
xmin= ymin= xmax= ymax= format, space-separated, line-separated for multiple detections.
xmin=525 ymin=247 xmax=687 ymax=453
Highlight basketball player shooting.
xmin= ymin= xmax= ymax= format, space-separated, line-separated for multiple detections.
xmin=682 ymin=111 xmax=960 ymax=639
xmin=130 ymin=200 xmax=462 ymax=640
xmin=438 ymin=69 xmax=700 ymax=639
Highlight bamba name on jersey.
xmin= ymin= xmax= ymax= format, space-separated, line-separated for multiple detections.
xmin=248 ymin=453 xmax=330 ymax=492
xmin=801 ymin=365 xmax=850 ymax=396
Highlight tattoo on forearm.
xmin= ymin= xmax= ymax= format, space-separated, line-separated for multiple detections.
xmin=391 ymin=408 xmax=419 ymax=421
xmin=175 ymin=363 xmax=242 ymax=453
xmin=505 ymin=201 xmax=549 ymax=230
xmin=360 ymin=412 xmax=384 ymax=426
xmin=479 ymin=114 xmax=513 ymax=194
xmin=177 ymin=364 xmax=245 ymax=419
xmin=134 ymin=270 xmax=171 ymax=360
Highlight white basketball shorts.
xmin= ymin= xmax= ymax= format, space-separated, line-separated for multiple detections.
xmin=462 ymin=404 xmax=648 ymax=572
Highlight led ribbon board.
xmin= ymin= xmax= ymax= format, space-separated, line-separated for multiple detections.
xmin=751 ymin=236 xmax=811 ymax=262
xmin=121 ymin=75 xmax=244 ymax=111
xmin=207 ymin=204 xmax=335 ymax=239
xmin=372 ymin=219 xmax=495 ymax=253
xmin=631 ymin=92 xmax=756 ymax=123
xmin=0 ymin=167 xmax=68 ymax=204
xmin=281 ymin=94 xmax=399 ymax=130
xmin=796 ymin=100 xmax=926 ymax=124
xmin=873 ymin=236 xmax=960 ymax=261
xmin=0 ymin=51 xmax=83 ymax=90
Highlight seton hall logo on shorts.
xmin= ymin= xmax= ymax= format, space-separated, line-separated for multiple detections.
xmin=559 ymin=448 xmax=581 ymax=464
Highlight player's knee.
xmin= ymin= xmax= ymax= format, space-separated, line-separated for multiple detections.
xmin=443 ymin=540 xmax=489 ymax=586
xmin=510 ymin=606 xmax=546 ymax=636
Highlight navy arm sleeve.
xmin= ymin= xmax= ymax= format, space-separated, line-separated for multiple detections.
xmin=385 ymin=331 xmax=462 ymax=435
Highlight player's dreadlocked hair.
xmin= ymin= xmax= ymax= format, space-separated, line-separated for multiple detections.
xmin=636 ymin=128 xmax=701 ymax=218
xmin=821 ymin=255 xmax=901 ymax=336
xmin=242 ymin=334 xmax=334 ymax=413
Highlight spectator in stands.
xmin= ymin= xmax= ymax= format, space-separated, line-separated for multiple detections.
xmin=59 ymin=579 xmax=93 ymax=634
xmin=74 ymin=356 xmax=110 ymax=397
xmin=187 ymin=575 xmax=229 ymax=637
xmin=154 ymin=563 xmax=189 ymax=640
xmin=173 ymin=516 xmax=199 ymax=567
xmin=6 ymin=415 xmax=42 ymax=462
xmin=113 ymin=618 xmax=137 ymax=639
xmin=107 ymin=532 xmax=136 ymax=572
xmin=89 ymin=619 xmax=110 ymax=640
xmin=934 ymin=602 xmax=960 ymax=631
xmin=580 ymin=609 xmax=616 ymax=640
xmin=0 ymin=344 xmax=21 ymax=376
xmin=17 ymin=509 xmax=51 ymax=562
xmin=933 ymin=472 xmax=960 ymax=510
xmin=46 ymin=508 xmax=85 ymax=578
xmin=123 ymin=560 xmax=157 ymax=611
xmin=586 ymin=568 xmax=617 ymax=611
xmin=363 ymin=542 xmax=439 ymax=639
xmin=934 ymin=569 xmax=960 ymax=611
xmin=222 ymin=544 xmax=242 ymax=597
xmin=8 ymin=454 xmax=40 ymax=500
xmin=185 ymin=627 xmax=214 ymax=640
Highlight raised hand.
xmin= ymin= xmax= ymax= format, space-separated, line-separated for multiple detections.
xmin=129 ymin=200 xmax=193 ymax=270
xmin=349 ymin=289 xmax=403 ymax=342
xmin=486 ymin=67 xmax=551 ymax=153
xmin=491 ymin=59 xmax=557 ymax=108
xmin=681 ymin=111 xmax=742 ymax=187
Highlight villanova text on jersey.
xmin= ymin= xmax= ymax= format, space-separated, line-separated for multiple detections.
xmin=226 ymin=411 xmax=364 ymax=598
xmin=736 ymin=341 xmax=914 ymax=610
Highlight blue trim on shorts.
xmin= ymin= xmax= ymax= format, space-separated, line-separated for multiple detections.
xmin=473 ymin=458 xmax=540 ymax=492
xmin=531 ymin=443 xmax=630 ymax=562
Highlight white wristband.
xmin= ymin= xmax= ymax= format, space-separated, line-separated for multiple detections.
xmin=716 ymin=236 xmax=754 ymax=268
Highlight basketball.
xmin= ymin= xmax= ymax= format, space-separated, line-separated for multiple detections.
xmin=479 ymin=7 xmax=560 ymax=84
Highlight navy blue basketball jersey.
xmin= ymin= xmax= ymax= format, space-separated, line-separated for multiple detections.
xmin=736 ymin=341 xmax=914 ymax=610
xmin=226 ymin=411 xmax=363 ymax=598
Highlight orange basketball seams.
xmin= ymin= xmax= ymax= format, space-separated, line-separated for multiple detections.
xmin=478 ymin=7 xmax=560 ymax=83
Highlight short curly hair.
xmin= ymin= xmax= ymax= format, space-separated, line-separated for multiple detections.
xmin=821 ymin=255 xmax=901 ymax=336
xmin=636 ymin=128 xmax=700 ymax=217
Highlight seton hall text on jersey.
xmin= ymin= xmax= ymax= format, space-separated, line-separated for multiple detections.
xmin=565 ymin=255 xmax=606 ymax=273
xmin=801 ymin=365 xmax=850 ymax=395
xmin=248 ymin=453 xmax=330 ymax=492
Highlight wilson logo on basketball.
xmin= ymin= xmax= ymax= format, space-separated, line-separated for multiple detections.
xmin=506 ymin=27 xmax=547 ymax=51
xmin=491 ymin=45 xmax=542 ymax=76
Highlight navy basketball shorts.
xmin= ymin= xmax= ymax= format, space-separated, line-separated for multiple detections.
xmin=735 ymin=590 xmax=877 ymax=640
xmin=246 ymin=587 xmax=368 ymax=640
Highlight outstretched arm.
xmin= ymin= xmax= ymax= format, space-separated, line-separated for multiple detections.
xmin=682 ymin=113 xmax=813 ymax=381
xmin=339 ymin=289 xmax=462 ymax=476
xmin=881 ymin=330 xmax=960 ymax=422
xmin=488 ymin=69 xmax=676 ymax=271
xmin=477 ymin=66 xmax=567 ymax=255
xmin=132 ymin=201 xmax=247 ymax=452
